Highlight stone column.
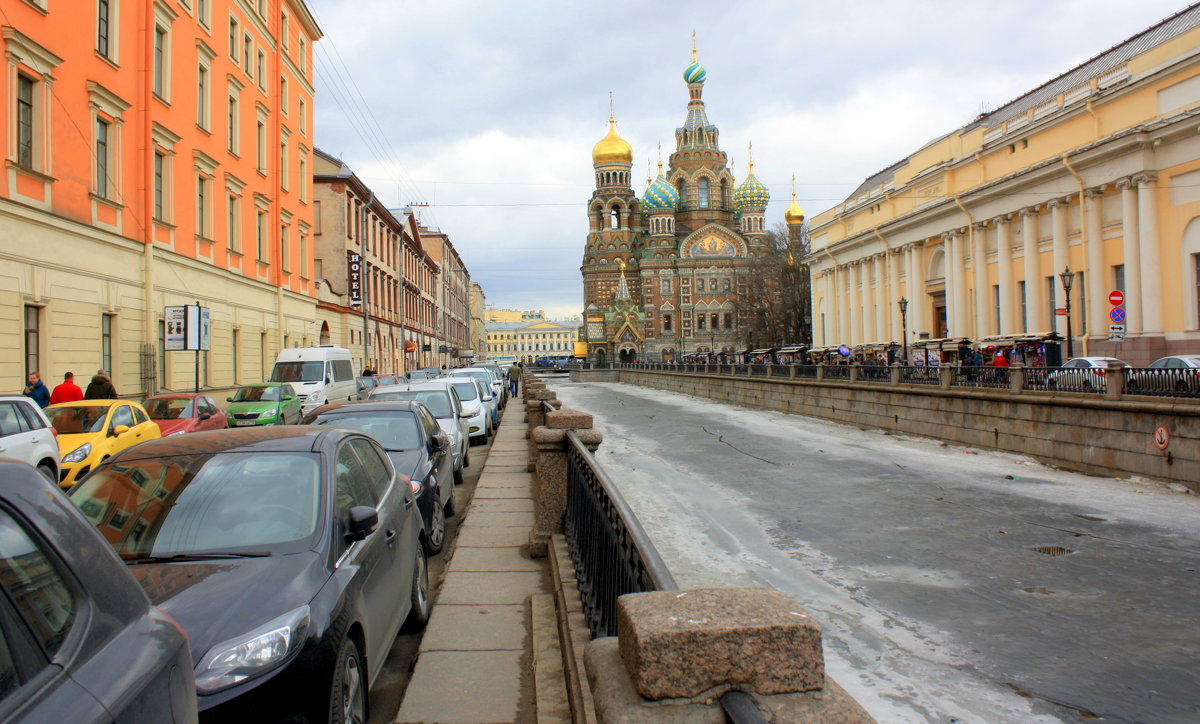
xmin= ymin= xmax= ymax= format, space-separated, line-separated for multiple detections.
xmin=1137 ymin=174 xmax=1162 ymax=334
xmin=1009 ymin=363 xmax=1025 ymax=393
xmin=909 ymin=244 xmax=926 ymax=337
xmin=1117 ymin=178 xmax=1142 ymax=335
xmin=943 ymin=233 xmax=957 ymax=336
xmin=839 ymin=266 xmax=851 ymax=345
xmin=1050 ymin=199 xmax=1069 ymax=337
xmin=873 ymin=255 xmax=885 ymax=343
xmin=849 ymin=262 xmax=861 ymax=345
xmin=995 ymin=216 xmax=1015 ymax=335
xmin=1021 ymin=207 xmax=1044 ymax=333
xmin=955 ymin=231 xmax=970 ymax=337
xmin=972 ymin=223 xmax=989 ymax=339
xmin=529 ymin=408 xmax=602 ymax=557
xmin=889 ymin=249 xmax=903 ymax=342
xmin=1085 ymin=189 xmax=1106 ymax=339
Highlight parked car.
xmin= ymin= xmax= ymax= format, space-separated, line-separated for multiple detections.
xmin=476 ymin=378 xmax=500 ymax=430
xmin=0 ymin=395 xmax=59 ymax=482
xmin=405 ymin=369 xmax=437 ymax=381
xmin=269 ymin=346 xmax=357 ymax=414
xmin=478 ymin=364 xmax=508 ymax=408
xmin=445 ymin=378 xmax=490 ymax=445
xmin=142 ymin=393 xmax=227 ymax=436
xmin=450 ymin=368 xmax=504 ymax=408
xmin=1045 ymin=356 xmax=1130 ymax=392
xmin=0 ymin=460 xmax=197 ymax=723
xmin=369 ymin=381 xmax=469 ymax=484
xmin=354 ymin=376 xmax=379 ymax=401
xmin=225 ymin=383 xmax=303 ymax=426
xmin=303 ymin=401 xmax=455 ymax=554
xmin=45 ymin=400 xmax=161 ymax=487
xmin=68 ymin=427 xmax=430 ymax=722
xmin=1127 ymin=354 xmax=1200 ymax=394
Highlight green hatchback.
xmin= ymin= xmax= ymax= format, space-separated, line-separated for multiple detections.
xmin=225 ymin=383 xmax=303 ymax=426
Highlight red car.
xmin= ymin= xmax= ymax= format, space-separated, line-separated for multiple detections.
xmin=141 ymin=393 xmax=227 ymax=437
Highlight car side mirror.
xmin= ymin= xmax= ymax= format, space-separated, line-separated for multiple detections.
xmin=432 ymin=435 xmax=448 ymax=451
xmin=226 ymin=397 xmax=234 ymax=402
xmin=283 ymin=395 xmax=294 ymax=401
xmin=112 ymin=424 xmax=130 ymax=436
xmin=199 ymin=413 xmax=211 ymax=420
xmin=345 ymin=506 xmax=378 ymax=543
xmin=325 ymin=376 xmax=331 ymax=384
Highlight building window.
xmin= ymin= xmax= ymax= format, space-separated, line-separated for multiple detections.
xmin=97 ymin=0 xmax=112 ymax=57
xmin=256 ymin=50 xmax=266 ymax=90
xmin=280 ymin=76 xmax=288 ymax=116
xmin=227 ymin=193 xmax=240 ymax=251
xmin=723 ymin=278 xmax=731 ymax=292
xmin=279 ymin=134 xmax=289 ymax=189
xmin=298 ymin=97 xmax=307 ymax=135
xmin=256 ymin=119 xmax=266 ymax=173
xmin=698 ymin=178 xmax=710 ymax=209
xmin=196 ymin=63 xmax=208 ymax=128
xmin=101 ymin=314 xmax=113 ymax=373
xmin=153 ymin=150 xmax=165 ymax=219
xmin=299 ymin=230 xmax=308 ymax=278
xmin=660 ymin=278 xmax=672 ymax=294
xmin=24 ymin=306 xmax=39 ymax=377
xmin=243 ymin=33 xmax=252 ymax=77
xmin=1112 ymin=265 xmax=1125 ymax=294
xmin=196 ymin=172 xmax=211 ymax=238
xmin=297 ymin=36 xmax=306 ymax=76
xmin=228 ymin=16 xmax=238 ymax=60
xmin=256 ymin=208 xmax=268 ymax=261
xmin=281 ymin=11 xmax=290 ymax=51
xmin=196 ymin=0 xmax=208 ymax=27
xmin=723 ymin=313 xmax=732 ymax=329
xmin=298 ymin=150 xmax=308 ymax=202
xmin=696 ymin=278 xmax=705 ymax=292
xmin=95 ymin=118 xmax=110 ymax=198
xmin=16 ymin=75 xmax=35 ymax=169
xmin=280 ymin=223 xmax=289 ymax=271
xmin=152 ymin=25 xmax=167 ymax=98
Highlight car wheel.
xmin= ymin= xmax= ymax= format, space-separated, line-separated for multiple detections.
xmin=402 ymin=544 xmax=431 ymax=633
xmin=444 ymin=493 xmax=456 ymax=518
xmin=426 ymin=501 xmax=446 ymax=555
xmin=328 ymin=636 xmax=366 ymax=724
xmin=463 ymin=447 xmax=471 ymax=469
xmin=453 ymin=465 xmax=464 ymax=486
xmin=36 ymin=463 xmax=56 ymax=483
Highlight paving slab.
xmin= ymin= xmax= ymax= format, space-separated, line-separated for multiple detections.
xmin=449 ymin=546 xmax=544 ymax=573
xmin=439 ymin=571 xmax=548 ymax=605
xmin=474 ymin=486 xmax=532 ymax=499
xmin=455 ymin=525 xmax=531 ymax=548
xmin=462 ymin=510 xmax=535 ymax=528
xmin=419 ymin=604 xmax=527 ymax=652
xmin=395 ymin=650 xmax=524 ymax=724
xmin=470 ymin=498 xmax=535 ymax=513
xmin=476 ymin=472 xmax=532 ymax=488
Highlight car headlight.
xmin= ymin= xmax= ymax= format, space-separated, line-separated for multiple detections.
xmin=195 ymin=605 xmax=309 ymax=694
xmin=408 ymin=477 xmax=422 ymax=495
xmin=63 ymin=443 xmax=92 ymax=464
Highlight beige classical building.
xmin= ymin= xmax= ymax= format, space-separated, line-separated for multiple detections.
xmin=485 ymin=318 xmax=579 ymax=366
xmin=806 ymin=6 xmax=1200 ymax=365
xmin=468 ymin=281 xmax=487 ymax=362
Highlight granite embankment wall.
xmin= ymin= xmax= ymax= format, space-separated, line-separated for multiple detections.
xmin=571 ymin=368 xmax=1199 ymax=490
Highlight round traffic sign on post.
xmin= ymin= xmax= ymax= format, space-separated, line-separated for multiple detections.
xmin=1109 ymin=290 xmax=1124 ymax=306
xmin=1154 ymin=425 xmax=1169 ymax=450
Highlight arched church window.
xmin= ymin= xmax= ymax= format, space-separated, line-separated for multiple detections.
xmin=698 ymin=178 xmax=710 ymax=209
xmin=720 ymin=179 xmax=729 ymax=208
xmin=677 ymin=181 xmax=686 ymax=207
xmin=711 ymin=314 xmax=719 ymax=329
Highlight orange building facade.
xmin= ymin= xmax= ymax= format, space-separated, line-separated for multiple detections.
xmin=1 ymin=0 xmax=322 ymax=395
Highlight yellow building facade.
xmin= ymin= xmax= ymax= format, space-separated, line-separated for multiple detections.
xmin=806 ymin=7 xmax=1200 ymax=366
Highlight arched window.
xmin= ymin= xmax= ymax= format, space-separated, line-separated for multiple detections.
xmin=610 ymin=209 xmax=619 ymax=229
xmin=720 ymin=179 xmax=729 ymax=208
xmin=711 ymin=314 xmax=719 ymax=329
xmin=677 ymin=180 xmax=686 ymax=207
xmin=698 ymin=178 xmax=710 ymax=209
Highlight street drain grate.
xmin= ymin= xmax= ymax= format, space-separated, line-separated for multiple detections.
xmin=1030 ymin=546 xmax=1074 ymax=557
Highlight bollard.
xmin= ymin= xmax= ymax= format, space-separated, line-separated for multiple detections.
xmin=1105 ymin=360 xmax=1126 ymax=399
xmin=527 ymin=408 xmax=601 ymax=558
xmin=849 ymin=362 xmax=860 ymax=383
xmin=526 ymin=392 xmax=560 ymax=471
xmin=939 ymin=364 xmax=955 ymax=390
xmin=889 ymin=362 xmax=901 ymax=385
xmin=816 ymin=364 xmax=826 ymax=381
xmin=1009 ymin=363 xmax=1025 ymax=394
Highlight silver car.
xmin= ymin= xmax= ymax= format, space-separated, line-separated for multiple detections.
xmin=370 ymin=381 xmax=471 ymax=483
xmin=445 ymin=378 xmax=490 ymax=445
xmin=450 ymin=368 xmax=504 ymax=408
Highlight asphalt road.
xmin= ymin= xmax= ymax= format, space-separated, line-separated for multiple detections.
xmin=551 ymin=379 xmax=1200 ymax=724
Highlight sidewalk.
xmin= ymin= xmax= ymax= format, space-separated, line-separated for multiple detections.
xmin=396 ymin=399 xmax=568 ymax=724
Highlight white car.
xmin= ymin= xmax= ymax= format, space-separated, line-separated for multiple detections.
xmin=450 ymin=368 xmax=504 ymax=408
xmin=369 ymin=381 xmax=470 ymax=483
xmin=445 ymin=378 xmax=490 ymax=445
xmin=1045 ymin=357 xmax=1129 ymax=392
xmin=0 ymin=395 xmax=60 ymax=482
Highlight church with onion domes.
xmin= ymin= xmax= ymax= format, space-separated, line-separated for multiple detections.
xmin=580 ymin=43 xmax=807 ymax=363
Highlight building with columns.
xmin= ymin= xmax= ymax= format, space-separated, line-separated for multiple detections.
xmin=806 ymin=5 xmax=1200 ymax=365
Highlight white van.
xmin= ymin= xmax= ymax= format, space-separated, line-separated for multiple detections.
xmin=269 ymin=346 xmax=357 ymax=414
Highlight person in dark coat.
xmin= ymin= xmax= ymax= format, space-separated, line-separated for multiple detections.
xmin=23 ymin=373 xmax=49 ymax=407
xmin=84 ymin=370 xmax=117 ymax=399
xmin=506 ymin=363 xmax=521 ymax=396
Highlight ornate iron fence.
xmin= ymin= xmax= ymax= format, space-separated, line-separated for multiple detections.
xmin=858 ymin=365 xmax=891 ymax=382
xmin=1125 ymin=368 xmax=1200 ymax=398
xmin=900 ymin=366 xmax=941 ymax=385
xmin=953 ymin=366 xmax=1011 ymax=389
xmin=823 ymin=365 xmax=851 ymax=380
xmin=564 ymin=430 xmax=677 ymax=637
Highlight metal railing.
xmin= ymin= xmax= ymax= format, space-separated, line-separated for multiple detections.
xmin=900 ymin=366 xmax=941 ymax=385
xmin=823 ymin=365 xmax=851 ymax=380
xmin=1125 ymin=368 xmax=1200 ymax=398
xmin=749 ymin=364 xmax=771 ymax=377
xmin=564 ymin=430 xmax=677 ymax=637
xmin=953 ymin=366 xmax=1011 ymax=389
xmin=857 ymin=365 xmax=891 ymax=382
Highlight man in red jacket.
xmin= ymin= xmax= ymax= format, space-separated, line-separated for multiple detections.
xmin=49 ymin=372 xmax=85 ymax=404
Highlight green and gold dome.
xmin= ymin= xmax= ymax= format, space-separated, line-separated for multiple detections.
xmin=733 ymin=163 xmax=770 ymax=210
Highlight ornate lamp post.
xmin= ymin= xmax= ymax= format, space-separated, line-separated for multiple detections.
xmin=898 ymin=297 xmax=909 ymax=364
xmin=1059 ymin=267 xmax=1075 ymax=359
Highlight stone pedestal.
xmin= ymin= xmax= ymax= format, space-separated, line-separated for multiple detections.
xmin=1009 ymin=363 xmax=1025 ymax=393
xmin=526 ymin=395 xmax=561 ymax=471
xmin=527 ymin=408 xmax=601 ymax=558
xmin=1105 ymin=360 xmax=1127 ymax=398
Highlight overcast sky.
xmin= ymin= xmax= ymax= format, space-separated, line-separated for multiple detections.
xmin=306 ymin=0 xmax=1188 ymax=319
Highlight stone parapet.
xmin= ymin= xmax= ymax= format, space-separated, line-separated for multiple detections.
xmin=528 ymin=410 xmax=602 ymax=558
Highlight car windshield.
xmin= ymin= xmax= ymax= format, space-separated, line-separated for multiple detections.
xmin=70 ymin=452 xmax=322 ymax=557
xmin=233 ymin=386 xmax=280 ymax=402
xmin=46 ymin=405 xmax=108 ymax=434
xmin=371 ymin=390 xmax=452 ymax=417
xmin=309 ymin=411 xmax=421 ymax=451
xmin=450 ymin=381 xmax=479 ymax=401
xmin=270 ymin=361 xmax=324 ymax=383
xmin=143 ymin=398 xmax=194 ymax=420
xmin=456 ymin=371 xmax=492 ymax=385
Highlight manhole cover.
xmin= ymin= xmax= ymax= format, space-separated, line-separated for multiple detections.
xmin=1030 ymin=546 xmax=1074 ymax=557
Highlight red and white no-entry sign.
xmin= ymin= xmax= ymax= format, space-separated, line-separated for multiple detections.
xmin=1109 ymin=290 xmax=1125 ymax=306
xmin=1154 ymin=425 xmax=1170 ymax=450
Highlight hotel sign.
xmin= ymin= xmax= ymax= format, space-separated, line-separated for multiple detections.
xmin=348 ymin=252 xmax=363 ymax=306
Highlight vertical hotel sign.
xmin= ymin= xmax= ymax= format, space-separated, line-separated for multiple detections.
xmin=348 ymin=252 xmax=363 ymax=306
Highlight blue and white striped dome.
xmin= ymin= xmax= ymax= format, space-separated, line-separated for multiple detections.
xmin=683 ymin=60 xmax=707 ymax=84
xmin=643 ymin=174 xmax=679 ymax=211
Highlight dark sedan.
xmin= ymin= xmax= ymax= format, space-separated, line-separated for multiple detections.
xmin=303 ymin=401 xmax=455 ymax=554
xmin=0 ymin=461 xmax=196 ymax=723
xmin=68 ymin=427 xmax=430 ymax=724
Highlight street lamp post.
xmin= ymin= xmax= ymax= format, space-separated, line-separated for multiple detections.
xmin=1059 ymin=267 xmax=1075 ymax=359
xmin=898 ymin=297 xmax=909 ymax=364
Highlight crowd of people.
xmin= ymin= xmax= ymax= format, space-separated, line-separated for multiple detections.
xmin=21 ymin=369 xmax=119 ymax=408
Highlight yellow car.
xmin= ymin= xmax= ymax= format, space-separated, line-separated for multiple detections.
xmin=45 ymin=400 xmax=161 ymax=487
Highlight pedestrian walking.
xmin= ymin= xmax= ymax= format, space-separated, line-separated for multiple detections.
xmin=22 ymin=372 xmax=49 ymax=407
xmin=84 ymin=369 xmax=118 ymax=399
xmin=506 ymin=362 xmax=521 ymax=396
xmin=49 ymin=372 xmax=85 ymax=404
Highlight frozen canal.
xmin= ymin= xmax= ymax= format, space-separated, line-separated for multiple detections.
xmin=549 ymin=379 xmax=1200 ymax=724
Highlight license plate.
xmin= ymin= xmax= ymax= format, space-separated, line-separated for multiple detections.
xmin=234 ymin=419 xmax=257 ymax=426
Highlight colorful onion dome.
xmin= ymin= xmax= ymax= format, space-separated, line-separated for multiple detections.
xmin=733 ymin=166 xmax=770 ymax=210
xmin=592 ymin=117 xmax=633 ymax=164
xmin=643 ymin=171 xmax=679 ymax=211
xmin=683 ymin=59 xmax=707 ymax=84
xmin=784 ymin=197 xmax=806 ymax=224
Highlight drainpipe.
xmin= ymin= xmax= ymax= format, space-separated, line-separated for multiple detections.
xmin=141 ymin=0 xmax=156 ymax=394
xmin=1061 ymin=153 xmax=1090 ymax=355
xmin=953 ymin=196 xmax=976 ymax=339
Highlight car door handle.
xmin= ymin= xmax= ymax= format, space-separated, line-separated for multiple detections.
xmin=384 ymin=529 xmax=397 ymax=545
xmin=403 ymin=496 xmax=414 ymax=509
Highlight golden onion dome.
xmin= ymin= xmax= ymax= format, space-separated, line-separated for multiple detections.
xmin=592 ymin=117 xmax=633 ymax=165
xmin=784 ymin=196 xmax=806 ymax=225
